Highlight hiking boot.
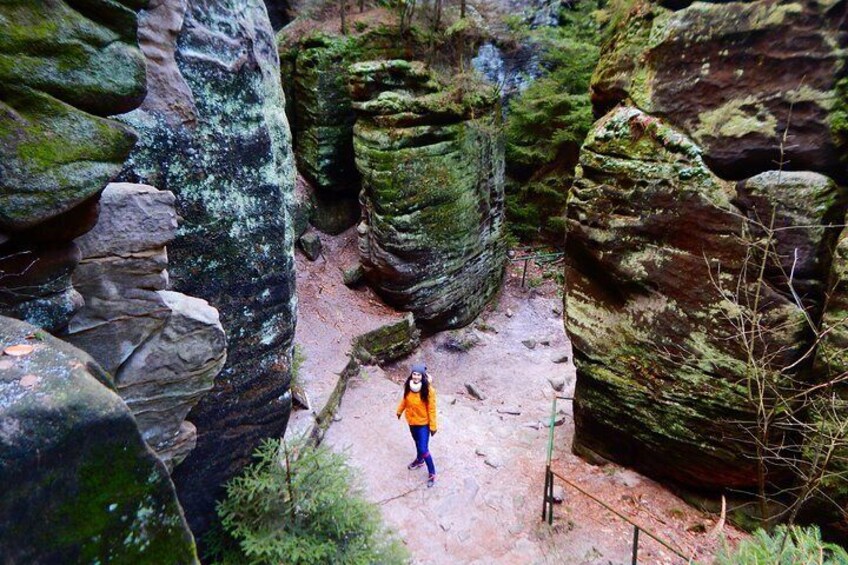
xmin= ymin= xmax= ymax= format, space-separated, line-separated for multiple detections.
xmin=427 ymin=474 xmax=436 ymax=488
xmin=407 ymin=458 xmax=424 ymax=470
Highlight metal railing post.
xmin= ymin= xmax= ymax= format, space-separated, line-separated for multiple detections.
xmin=542 ymin=396 xmax=558 ymax=524
xmin=631 ymin=525 xmax=639 ymax=565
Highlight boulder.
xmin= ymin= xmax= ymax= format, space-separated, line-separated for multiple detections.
xmin=298 ymin=232 xmax=323 ymax=261
xmin=352 ymin=313 xmax=421 ymax=365
xmin=350 ymin=60 xmax=508 ymax=330
xmin=342 ymin=262 xmax=365 ymax=287
xmin=591 ymin=0 xmax=848 ymax=182
xmin=566 ymin=107 xmax=808 ymax=489
xmin=0 ymin=315 xmax=198 ymax=563
xmin=118 ymin=0 xmax=297 ymax=534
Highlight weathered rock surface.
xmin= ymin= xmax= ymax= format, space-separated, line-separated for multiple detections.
xmin=0 ymin=0 xmax=147 ymax=329
xmin=566 ymin=107 xmax=811 ymax=489
xmin=809 ymin=219 xmax=848 ymax=532
xmin=0 ymin=315 xmax=198 ymax=563
xmin=735 ymin=171 xmax=845 ymax=305
xmin=350 ymin=60 xmax=507 ymax=330
xmin=591 ymin=0 xmax=848 ymax=181
xmin=66 ymin=183 xmax=176 ymax=375
xmin=66 ymin=183 xmax=226 ymax=470
xmin=284 ymin=34 xmax=360 ymax=197
xmin=278 ymin=30 xmax=414 ymax=234
xmin=119 ymin=0 xmax=296 ymax=534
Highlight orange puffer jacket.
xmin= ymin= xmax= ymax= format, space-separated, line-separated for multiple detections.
xmin=396 ymin=386 xmax=437 ymax=431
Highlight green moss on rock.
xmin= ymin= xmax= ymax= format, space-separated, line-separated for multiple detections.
xmin=0 ymin=316 xmax=198 ymax=563
xmin=351 ymin=61 xmax=506 ymax=329
xmin=566 ymin=106 xmax=813 ymax=490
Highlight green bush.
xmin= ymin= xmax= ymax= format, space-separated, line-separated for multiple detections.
xmin=210 ymin=438 xmax=407 ymax=565
xmin=714 ymin=525 xmax=848 ymax=565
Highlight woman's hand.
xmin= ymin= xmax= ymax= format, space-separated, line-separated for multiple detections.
xmin=430 ymin=429 xmax=437 ymax=436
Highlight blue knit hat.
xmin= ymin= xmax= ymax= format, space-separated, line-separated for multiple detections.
xmin=411 ymin=363 xmax=427 ymax=374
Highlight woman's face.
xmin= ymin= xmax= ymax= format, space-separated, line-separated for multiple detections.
xmin=411 ymin=371 xmax=423 ymax=385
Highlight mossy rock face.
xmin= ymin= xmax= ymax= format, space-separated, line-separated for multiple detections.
xmin=0 ymin=0 xmax=146 ymax=329
xmin=591 ymin=0 xmax=848 ymax=182
xmin=809 ymin=220 xmax=848 ymax=533
xmin=0 ymin=315 xmax=198 ymax=564
xmin=0 ymin=0 xmax=146 ymax=230
xmin=118 ymin=0 xmax=296 ymax=536
xmin=350 ymin=60 xmax=507 ymax=330
xmin=566 ymin=106 xmax=814 ymax=489
xmin=289 ymin=34 xmax=361 ymax=196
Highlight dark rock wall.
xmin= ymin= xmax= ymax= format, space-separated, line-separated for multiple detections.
xmin=119 ymin=0 xmax=297 ymax=535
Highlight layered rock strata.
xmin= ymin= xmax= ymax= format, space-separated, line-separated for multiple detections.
xmin=0 ymin=316 xmax=198 ymax=563
xmin=66 ymin=183 xmax=226 ymax=470
xmin=119 ymin=0 xmax=297 ymax=534
xmin=350 ymin=60 xmax=507 ymax=330
xmin=565 ymin=106 xmax=836 ymax=488
xmin=0 ymin=0 xmax=147 ymax=330
xmin=591 ymin=0 xmax=848 ymax=181
xmin=567 ymin=0 xmax=848 ymax=528
xmin=278 ymin=30 xmax=420 ymax=234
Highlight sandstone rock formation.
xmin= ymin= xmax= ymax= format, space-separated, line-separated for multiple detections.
xmin=350 ymin=60 xmax=507 ymax=330
xmin=66 ymin=183 xmax=226 ymax=470
xmin=0 ymin=0 xmax=147 ymax=330
xmin=807 ymin=220 xmax=848 ymax=533
xmin=0 ymin=315 xmax=198 ymax=563
xmin=278 ymin=29 xmax=422 ymax=234
xmin=567 ymin=0 xmax=848 ymax=526
xmin=119 ymin=0 xmax=297 ymax=534
xmin=591 ymin=0 xmax=847 ymax=182
xmin=567 ymin=106 xmax=801 ymax=487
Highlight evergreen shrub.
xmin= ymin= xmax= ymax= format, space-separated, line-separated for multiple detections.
xmin=210 ymin=438 xmax=408 ymax=565
xmin=714 ymin=525 xmax=848 ymax=565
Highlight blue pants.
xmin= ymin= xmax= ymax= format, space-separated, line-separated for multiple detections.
xmin=409 ymin=425 xmax=436 ymax=475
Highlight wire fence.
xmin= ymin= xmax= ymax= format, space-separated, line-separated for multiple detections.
xmin=509 ymin=248 xmax=565 ymax=288
xmin=541 ymin=395 xmax=693 ymax=564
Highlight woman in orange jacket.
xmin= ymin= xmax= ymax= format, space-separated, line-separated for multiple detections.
xmin=397 ymin=363 xmax=437 ymax=487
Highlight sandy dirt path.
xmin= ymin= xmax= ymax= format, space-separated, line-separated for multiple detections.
xmin=295 ymin=230 xmax=744 ymax=563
